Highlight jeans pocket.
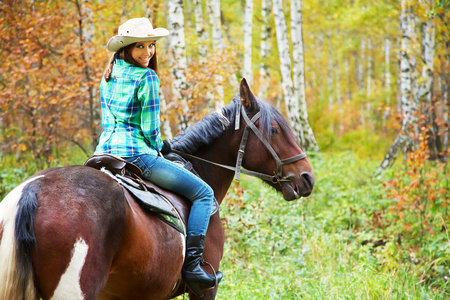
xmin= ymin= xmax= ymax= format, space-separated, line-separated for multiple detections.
xmin=128 ymin=157 xmax=152 ymax=179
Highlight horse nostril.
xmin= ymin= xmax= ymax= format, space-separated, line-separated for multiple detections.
xmin=300 ymin=172 xmax=314 ymax=191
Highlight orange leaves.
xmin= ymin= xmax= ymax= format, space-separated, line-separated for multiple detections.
xmin=159 ymin=45 xmax=240 ymax=127
xmin=381 ymin=128 xmax=449 ymax=247
xmin=0 ymin=0 xmax=108 ymax=167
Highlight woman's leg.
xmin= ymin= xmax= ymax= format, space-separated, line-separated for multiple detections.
xmin=125 ymin=154 xmax=221 ymax=296
xmin=125 ymin=155 xmax=213 ymax=236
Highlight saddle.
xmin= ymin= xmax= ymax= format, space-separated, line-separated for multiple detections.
xmin=84 ymin=154 xmax=218 ymax=233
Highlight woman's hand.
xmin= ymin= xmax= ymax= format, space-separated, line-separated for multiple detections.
xmin=161 ymin=140 xmax=172 ymax=154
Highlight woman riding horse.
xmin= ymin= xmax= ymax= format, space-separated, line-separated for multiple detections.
xmin=95 ymin=17 xmax=222 ymax=297
xmin=0 ymin=78 xmax=314 ymax=299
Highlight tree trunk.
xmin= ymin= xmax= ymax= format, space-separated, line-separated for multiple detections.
xmin=76 ymin=0 xmax=98 ymax=152
xmin=377 ymin=0 xmax=417 ymax=172
xmin=418 ymin=0 xmax=442 ymax=160
xmin=327 ymin=28 xmax=333 ymax=108
xmin=258 ymin=0 xmax=270 ymax=99
xmin=367 ymin=38 xmax=372 ymax=99
xmin=207 ymin=0 xmax=225 ymax=109
xmin=345 ymin=55 xmax=351 ymax=100
xmin=193 ymin=0 xmax=208 ymax=65
xmin=168 ymin=0 xmax=190 ymax=130
xmin=382 ymin=37 xmax=391 ymax=132
xmin=143 ymin=3 xmax=171 ymax=137
xmin=384 ymin=37 xmax=391 ymax=105
xmin=159 ymin=89 xmax=173 ymax=139
xmin=243 ymin=0 xmax=253 ymax=85
xmin=291 ymin=0 xmax=319 ymax=151
xmin=438 ymin=7 xmax=449 ymax=154
xmin=208 ymin=0 xmax=224 ymax=52
xmin=358 ymin=37 xmax=365 ymax=92
xmin=344 ymin=30 xmax=351 ymax=101
xmin=143 ymin=2 xmax=161 ymax=25
xmin=443 ymin=42 xmax=450 ymax=153
xmin=272 ymin=0 xmax=303 ymax=145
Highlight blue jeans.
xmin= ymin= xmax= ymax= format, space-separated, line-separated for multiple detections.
xmin=124 ymin=154 xmax=213 ymax=236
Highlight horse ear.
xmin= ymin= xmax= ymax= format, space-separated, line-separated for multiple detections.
xmin=240 ymin=78 xmax=258 ymax=110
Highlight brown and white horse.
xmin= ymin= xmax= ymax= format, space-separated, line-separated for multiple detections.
xmin=0 ymin=79 xmax=314 ymax=300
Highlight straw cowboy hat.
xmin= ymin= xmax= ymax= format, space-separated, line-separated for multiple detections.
xmin=107 ymin=18 xmax=169 ymax=52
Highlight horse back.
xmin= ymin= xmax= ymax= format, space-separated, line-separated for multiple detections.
xmin=26 ymin=166 xmax=127 ymax=299
xmin=18 ymin=165 xmax=182 ymax=299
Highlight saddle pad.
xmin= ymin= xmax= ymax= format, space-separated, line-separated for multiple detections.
xmin=105 ymin=172 xmax=185 ymax=234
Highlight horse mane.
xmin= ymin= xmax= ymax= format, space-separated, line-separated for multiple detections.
xmin=171 ymin=97 xmax=293 ymax=154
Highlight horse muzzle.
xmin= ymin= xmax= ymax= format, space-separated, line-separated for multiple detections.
xmin=281 ymin=172 xmax=315 ymax=200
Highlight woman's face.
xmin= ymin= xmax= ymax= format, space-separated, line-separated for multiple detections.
xmin=131 ymin=41 xmax=156 ymax=68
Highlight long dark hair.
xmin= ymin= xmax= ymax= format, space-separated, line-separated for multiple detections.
xmin=103 ymin=42 xmax=158 ymax=81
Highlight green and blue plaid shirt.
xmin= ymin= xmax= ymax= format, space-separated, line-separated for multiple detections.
xmin=95 ymin=59 xmax=163 ymax=157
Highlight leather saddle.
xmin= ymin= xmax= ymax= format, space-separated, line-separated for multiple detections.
xmin=84 ymin=154 xmax=218 ymax=232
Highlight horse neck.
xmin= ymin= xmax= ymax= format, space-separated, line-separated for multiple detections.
xmin=189 ymin=131 xmax=237 ymax=205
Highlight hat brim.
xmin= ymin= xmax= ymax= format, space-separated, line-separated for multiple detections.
xmin=106 ymin=28 xmax=169 ymax=52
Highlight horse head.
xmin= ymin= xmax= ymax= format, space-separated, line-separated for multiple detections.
xmin=236 ymin=78 xmax=315 ymax=200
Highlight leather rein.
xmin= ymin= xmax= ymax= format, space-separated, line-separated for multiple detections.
xmin=172 ymin=104 xmax=307 ymax=184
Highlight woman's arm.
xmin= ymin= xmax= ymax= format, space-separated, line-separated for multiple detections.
xmin=138 ymin=70 xmax=163 ymax=151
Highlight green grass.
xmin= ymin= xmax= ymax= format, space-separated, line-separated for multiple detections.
xmin=213 ymin=152 xmax=448 ymax=299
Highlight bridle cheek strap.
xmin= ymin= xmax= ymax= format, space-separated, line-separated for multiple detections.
xmin=234 ymin=105 xmax=307 ymax=183
xmin=234 ymin=111 xmax=260 ymax=180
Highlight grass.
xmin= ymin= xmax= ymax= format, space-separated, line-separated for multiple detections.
xmin=212 ymin=152 xmax=448 ymax=299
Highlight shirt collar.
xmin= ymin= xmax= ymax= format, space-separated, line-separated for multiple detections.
xmin=115 ymin=58 xmax=133 ymax=67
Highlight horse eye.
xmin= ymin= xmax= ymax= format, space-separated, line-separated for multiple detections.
xmin=271 ymin=127 xmax=278 ymax=134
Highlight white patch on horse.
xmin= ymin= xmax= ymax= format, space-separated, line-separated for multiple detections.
xmin=180 ymin=232 xmax=186 ymax=261
xmin=51 ymin=238 xmax=89 ymax=300
xmin=169 ymin=232 xmax=186 ymax=295
xmin=0 ymin=175 xmax=44 ymax=300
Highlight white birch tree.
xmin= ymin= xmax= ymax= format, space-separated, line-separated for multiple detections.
xmin=377 ymin=0 xmax=416 ymax=172
xmin=193 ymin=0 xmax=208 ymax=65
xmin=367 ymin=38 xmax=372 ymax=99
xmin=383 ymin=37 xmax=391 ymax=105
xmin=208 ymin=0 xmax=224 ymax=52
xmin=159 ymin=90 xmax=173 ymax=139
xmin=382 ymin=37 xmax=391 ymax=131
xmin=358 ymin=37 xmax=365 ymax=91
xmin=417 ymin=0 xmax=441 ymax=159
xmin=143 ymin=1 xmax=154 ymax=20
xmin=344 ymin=30 xmax=352 ymax=101
xmin=168 ymin=0 xmax=190 ymax=129
xmin=443 ymin=44 xmax=450 ymax=152
xmin=327 ymin=28 xmax=334 ymax=107
xmin=258 ymin=0 xmax=271 ymax=99
xmin=76 ymin=0 xmax=98 ymax=151
xmin=243 ymin=0 xmax=253 ymax=85
xmin=272 ymin=0 xmax=303 ymax=144
xmin=142 ymin=2 xmax=172 ymax=138
xmin=291 ymin=0 xmax=319 ymax=151
xmin=207 ymin=0 xmax=225 ymax=109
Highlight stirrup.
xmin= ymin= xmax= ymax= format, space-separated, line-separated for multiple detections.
xmin=186 ymin=259 xmax=222 ymax=298
xmin=200 ymin=259 xmax=219 ymax=288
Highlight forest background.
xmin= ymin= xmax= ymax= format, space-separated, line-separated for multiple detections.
xmin=1 ymin=0 xmax=449 ymax=298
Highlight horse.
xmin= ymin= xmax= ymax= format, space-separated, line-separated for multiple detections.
xmin=0 ymin=79 xmax=314 ymax=300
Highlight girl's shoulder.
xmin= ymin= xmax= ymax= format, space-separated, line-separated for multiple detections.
xmin=139 ymin=68 xmax=159 ymax=84
xmin=113 ymin=60 xmax=157 ymax=80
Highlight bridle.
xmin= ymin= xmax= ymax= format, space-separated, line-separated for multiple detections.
xmin=172 ymin=103 xmax=307 ymax=184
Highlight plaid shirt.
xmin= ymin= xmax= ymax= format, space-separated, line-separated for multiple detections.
xmin=95 ymin=59 xmax=163 ymax=157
